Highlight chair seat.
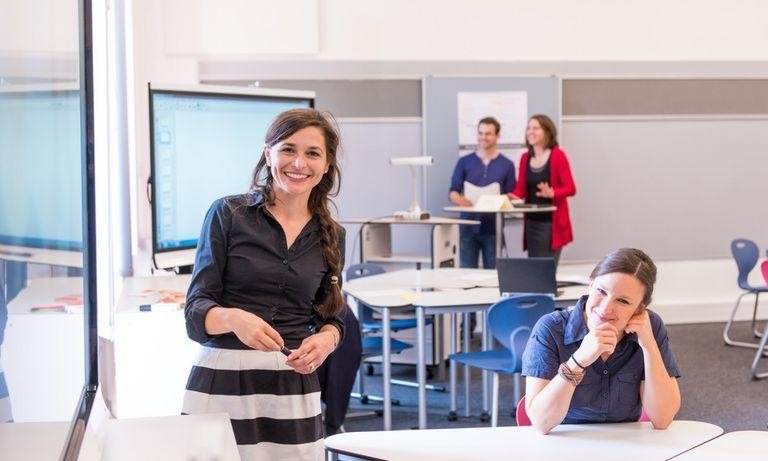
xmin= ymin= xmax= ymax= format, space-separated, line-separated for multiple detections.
xmin=449 ymin=348 xmax=520 ymax=374
xmin=361 ymin=336 xmax=413 ymax=358
xmin=362 ymin=317 xmax=432 ymax=332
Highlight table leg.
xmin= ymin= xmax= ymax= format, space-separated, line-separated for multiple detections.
xmin=436 ymin=314 xmax=446 ymax=381
xmin=449 ymin=312 xmax=458 ymax=421
xmin=463 ymin=311 xmax=471 ymax=417
xmin=417 ymin=306 xmax=427 ymax=429
xmin=383 ymin=308 xmax=392 ymax=431
xmin=482 ymin=309 xmax=490 ymax=415
xmin=495 ymin=212 xmax=503 ymax=258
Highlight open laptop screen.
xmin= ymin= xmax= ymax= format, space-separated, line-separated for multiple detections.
xmin=496 ymin=257 xmax=557 ymax=296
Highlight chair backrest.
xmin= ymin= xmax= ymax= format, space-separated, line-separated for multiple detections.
xmin=345 ymin=263 xmax=386 ymax=323
xmin=487 ymin=294 xmax=555 ymax=371
xmin=346 ymin=263 xmax=386 ymax=281
xmin=516 ymin=396 xmax=532 ymax=426
xmin=760 ymin=259 xmax=768 ymax=285
xmin=731 ymin=239 xmax=760 ymax=290
xmin=516 ymin=396 xmax=650 ymax=426
xmin=761 ymin=260 xmax=768 ymax=286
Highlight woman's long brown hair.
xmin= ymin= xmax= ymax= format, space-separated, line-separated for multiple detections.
xmin=250 ymin=108 xmax=344 ymax=319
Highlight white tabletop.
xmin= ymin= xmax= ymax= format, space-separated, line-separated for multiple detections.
xmin=6 ymin=276 xmax=83 ymax=315
xmin=444 ymin=205 xmax=556 ymax=214
xmin=340 ymin=216 xmax=479 ymax=225
xmin=326 ymin=421 xmax=723 ymax=461
xmin=671 ymin=430 xmax=768 ymax=461
xmin=343 ymin=269 xmax=587 ymax=309
xmin=0 ymin=421 xmax=71 ymax=461
xmin=102 ymin=413 xmax=240 ymax=461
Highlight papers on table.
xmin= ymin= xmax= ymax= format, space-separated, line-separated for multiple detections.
xmin=474 ymin=195 xmax=514 ymax=211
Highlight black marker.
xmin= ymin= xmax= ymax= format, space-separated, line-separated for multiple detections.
xmin=280 ymin=346 xmax=292 ymax=357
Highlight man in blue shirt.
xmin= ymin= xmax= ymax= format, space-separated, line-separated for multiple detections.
xmin=449 ymin=117 xmax=516 ymax=269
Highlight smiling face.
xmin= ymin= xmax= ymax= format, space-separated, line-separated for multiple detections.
xmin=585 ymin=272 xmax=647 ymax=335
xmin=525 ymin=118 xmax=548 ymax=148
xmin=476 ymin=122 xmax=499 ymax=151
xmin=264 ymin=126 xmax=329 ymax=201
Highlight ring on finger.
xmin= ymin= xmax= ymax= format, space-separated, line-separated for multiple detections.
xmin=309 ymin=362 xmax=316 ymax=371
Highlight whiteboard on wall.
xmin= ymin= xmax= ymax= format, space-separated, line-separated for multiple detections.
xmin=457 ymin=91 xmax=527 ymax=149
xmin=423 ymin=75 xmax=561 ymax=255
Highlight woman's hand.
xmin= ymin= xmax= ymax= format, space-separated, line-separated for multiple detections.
xmin=226 ymin=309 xmax=285 ymax=352
xmin=286 ymin=330 xmax=337 ymax=374
xmin=535 ymin=182 xmax=554 ymax=199
xmin=624 ymin=309 xmax=654 ymax=347
xmin=573 ymin=322 xmax=619 ymax=366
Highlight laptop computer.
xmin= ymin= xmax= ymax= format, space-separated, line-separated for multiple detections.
xmin=496 ymin=257 xmax=558 ymax=297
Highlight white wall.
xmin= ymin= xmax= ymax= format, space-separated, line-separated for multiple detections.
xmin=130 ymin=0 xmax=198 ymax=274
xmin=128 ymin=0 xmax=768 ymax=273
xmin=0 ymin=0 xmax=77 ymax=54
xmin=563 ymin=117 xmax=768 ymax=261
xmin=319 ymin=0 xmax=768 ymax=61
xmin=147 ymin=0 xmax=768 ymax=62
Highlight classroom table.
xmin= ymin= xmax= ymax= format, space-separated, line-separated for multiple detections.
xmin=325 ymin=420 xmax=724 ymax=461
xmin=444 ymin=205 xmax=556 ymax=258
xmin=343 ymin=268 xmax=586 ymax=430
xmin=0 ymin=412 xmax=240 ymax=461
xmin=670 ymin=430 xmax=768 ymax=460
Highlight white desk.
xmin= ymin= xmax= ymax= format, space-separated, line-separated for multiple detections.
xmin=444 ymin=205 xmax=557 ymax=257
xmin=2 ymin=277 xmax=84 ymax=422
xmin=0 ymin=421 xmax=71 ymax=460
xmin=325 ymin=420 xmax=724 ymax=461
xmin=100 ymin=413 xmax=240 ymax=461
xmin=0 ymin=412 xmax=240 ymax=461
xmin=671 ymin=431 xmax=768 ymax=460
xmin=109 ymin=275 xmax=198 ymax=418
xmin=343 ymin=268 xmax=587 ymax=430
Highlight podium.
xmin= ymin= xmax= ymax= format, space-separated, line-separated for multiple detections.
xmin=342 ymin=216 xmax=479 ymax=269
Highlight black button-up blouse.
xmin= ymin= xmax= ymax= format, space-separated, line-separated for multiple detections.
xmin=185 ymin=193 xmax=345 ymax=349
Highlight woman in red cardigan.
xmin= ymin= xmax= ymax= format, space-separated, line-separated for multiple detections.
xmin=508 ymin=114 xmax=576 ymax=267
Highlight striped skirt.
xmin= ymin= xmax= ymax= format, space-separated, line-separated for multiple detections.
xmin=182 ymin=346 xmax=324 ymax=461
xmin=0 ymin=353 xmax=12 ymax=423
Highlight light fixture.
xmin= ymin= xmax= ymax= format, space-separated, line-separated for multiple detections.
xmin=389 ymin=156 xmax=433 ymax=220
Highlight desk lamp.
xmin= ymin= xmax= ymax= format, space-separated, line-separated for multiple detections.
xmin=390 ymin=156 xmax=433 ymax=220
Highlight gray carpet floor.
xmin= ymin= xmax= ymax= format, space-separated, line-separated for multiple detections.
xmin=342 ymin=321 xmax=768 ymax=433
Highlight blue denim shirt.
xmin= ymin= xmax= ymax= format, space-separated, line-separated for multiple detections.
xmin=449 ymin=152 xmax=516 ymax=236
xmin=522 ymin=295 xmax=681 ymax=423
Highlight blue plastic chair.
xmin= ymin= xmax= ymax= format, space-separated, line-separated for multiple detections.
xmin=723 ymin=239 xmax=768 ymax=350
xmin=345 ymin=263 xmax=413 ymax=405
xmin=449 ymin=294 xmax=554 ymax=427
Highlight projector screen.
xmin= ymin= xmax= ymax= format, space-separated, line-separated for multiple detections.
xmin=0 ymin=87 xmax=83 ymax=266
xmin=148 ymin=84 xmax=314 ymax=269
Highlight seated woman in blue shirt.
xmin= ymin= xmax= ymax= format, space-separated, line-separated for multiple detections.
xmin=522 ymin=248 xmax=681 ymax=434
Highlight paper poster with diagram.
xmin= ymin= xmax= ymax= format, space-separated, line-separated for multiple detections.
xmin=457 ymin=91 xmax=528 ymax=158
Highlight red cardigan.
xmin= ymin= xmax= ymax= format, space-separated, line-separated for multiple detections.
xmin=510 ymin=146 xmax=576 ymax=251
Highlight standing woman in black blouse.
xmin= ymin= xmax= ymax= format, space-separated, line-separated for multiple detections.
xmin=182 ymin=108 xmax=346 ymax=461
